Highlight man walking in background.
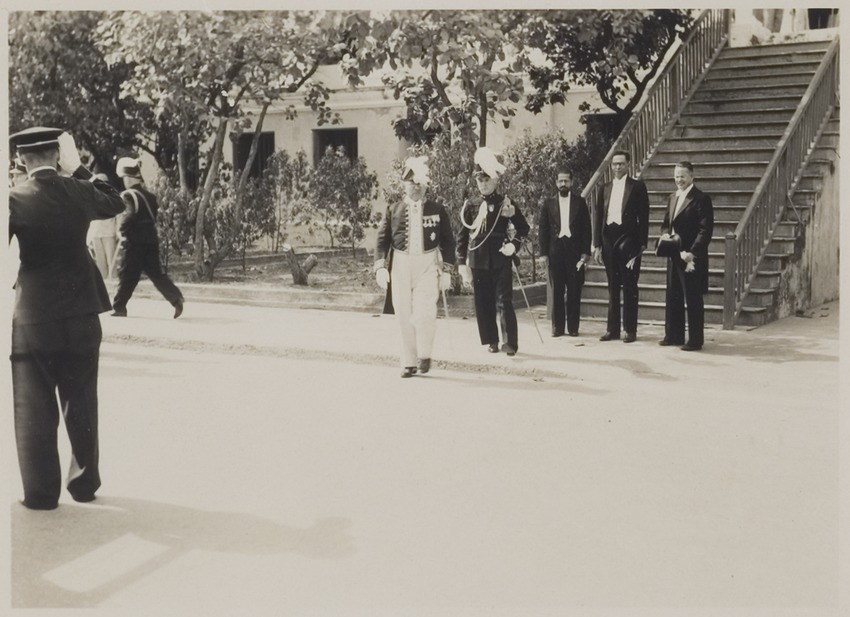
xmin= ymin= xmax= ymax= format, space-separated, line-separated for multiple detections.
xmin=111 ymin=157 xmax=184 ymax=319
xmin=592 ymin=150 xmax=649 ymax=343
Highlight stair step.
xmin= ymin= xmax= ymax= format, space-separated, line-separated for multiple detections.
xmin=707 ymin=63 xmax=821 ymax=81
xmin=711 ymin=56 xmax=824 ymax=71
xmin=686 ymin=98 xmax=801 ymax=114
xmin=679 ymin=108 xmax=796 ymax=123
xmin=718 ymin=41 xmax=831 ymax=59
xmin=669 ymin=124 xmax=785 ymax=138
xmin=691 ymin=84 xmax=808 ymax=101
xmin=579 ymin=298 xmax=768 ymax=327
xmin=702 ymin=73 xmax=816 ymax=88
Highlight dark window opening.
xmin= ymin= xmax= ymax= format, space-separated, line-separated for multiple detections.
xmin=234 ymin=131 xmax=276 ymax=179
xmin=313 ymin=128 xmax=358 ymax=166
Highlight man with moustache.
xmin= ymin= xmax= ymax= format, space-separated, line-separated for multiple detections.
xmin=538 ymin=166 xmax=591 ymax=337
xmin=456 ymin=147 xmax=530 ymax=356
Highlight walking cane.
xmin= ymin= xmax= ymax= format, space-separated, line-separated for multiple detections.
xmin=512 ymin=261 xmax=544 ymax=344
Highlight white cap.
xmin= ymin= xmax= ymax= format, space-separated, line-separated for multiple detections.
xmin=402 ymin=155 xmax=430 ymax=186
xmin=116 ymin=157 xmax=142 ymax=179
xmin=473 ymin=147 xmax=506 ymax=179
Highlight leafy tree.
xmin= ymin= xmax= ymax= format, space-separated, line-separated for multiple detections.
xmin=309 ymin=146 xmax=379 ymax=254
xmin=519 ymin=9 xmax=694 ymax=120
xmin=8 ymin=11 xmax=156 ymax=182
xmin=98 ymin=11 xmax=357 ymax=280
xmin=374 ymin=10 xmax=527 ymax=147
xmin=262 ymin=149 xmax=314 ymax=253
xmin=149 ymin=174 xmax=196 ymax=273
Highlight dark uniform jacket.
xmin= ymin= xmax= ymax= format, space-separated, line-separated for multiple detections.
xmin=456 ymin=193 xmax=530 ymax=270
xmin=119 ymin=186 xmax=160 ymax=245
xmin=375 ymin=198 xmax=456 ymax=267
xmin=9 ymin=168 xmax=125 ymax=324
xmin=538 ymin=193 xmax=592 ymax=258
xmin=593 ymin=176 xmax=650 ymax=260
xmin=661 ymin=185 xmax=714 ymax=293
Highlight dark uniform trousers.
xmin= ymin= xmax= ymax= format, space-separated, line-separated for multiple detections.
xmin=113 ymin=241 xmax=183 ymax=312
xmin=472 ymin=264 xmax=517 ymax=349
xmin=11 ymin=314 xmax=102 ymax=508
xmin=549 ymin=236 xmax=586 ymax=335
xmin=665 ymin=258 xmax=705 ymax=347
xmin=602 ymin=222 xmax=641 ymax=336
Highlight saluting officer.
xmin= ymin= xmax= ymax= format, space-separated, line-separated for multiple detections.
xmin=9 ymin=127 xmax=125 ymax=509
xmin=374 ymin=156 xmax=456 ymax=378
xmin=456 ymin=147 xmax=530 ymax=356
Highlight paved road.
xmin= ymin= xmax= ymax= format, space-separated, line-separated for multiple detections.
xmin=5 ymin=299 xmax=845 ymax=615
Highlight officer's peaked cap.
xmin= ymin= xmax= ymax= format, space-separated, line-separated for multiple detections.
xmin=10 ymin=127 xmax=63 ymax=155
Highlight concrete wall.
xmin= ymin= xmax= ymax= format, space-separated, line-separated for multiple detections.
xmin=776 ymin=150 xmax=840 ymax=318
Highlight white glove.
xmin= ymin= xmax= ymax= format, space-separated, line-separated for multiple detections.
xmin=680 ymin=251 xmax=695 ymax=273
xmin=500 ymin=197 xmax=515 ymax=218
xmin=499 ymin=242 xmax=516 ymax=257
xmin=576 ymin=256 xmax=587 ymax=271
xmin=458 ymin=264 xmax=473 ymax=286
xmin=375 ymin=267 xmax=390 ymax=290
xmin=439 ymin=271 xmax=452 ymax=291
xmin=57 ymin=132 xmax=83 ymax=174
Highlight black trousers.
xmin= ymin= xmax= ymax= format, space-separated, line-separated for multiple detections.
xmin=549 ymin=236 xmax=585 ymax=335
xmin=113 ymin=242 xmax=183 ymax=311
xmin=472 ymin=265 xmax=517 ymax=349
xmin=664 ymin=259 xmax=705 ymax=347
xmin=11 ymin=314 xmax=103 ymax=508
xmin=602 ymin=224 xmax=641 ymax=336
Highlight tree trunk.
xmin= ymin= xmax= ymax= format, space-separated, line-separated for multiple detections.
xmin=235 ymin=102 xmax=271 ymax=231
xmin=177 ymin=123 xmax=190 ymax=195
xmin=284 ymin=245 xmax=318 ymax=285
xmin=194 ymin=118 xmax=229 ymax=280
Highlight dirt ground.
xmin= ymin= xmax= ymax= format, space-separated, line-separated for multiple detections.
xmin=165 ymin=247 xmax=545 ymax=293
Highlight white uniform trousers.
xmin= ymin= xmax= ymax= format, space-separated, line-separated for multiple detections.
xmin=390 ymin=251 xmax=440 ymax=368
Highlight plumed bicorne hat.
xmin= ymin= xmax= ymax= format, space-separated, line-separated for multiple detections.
xmin=473 ymin=147 xmax=506 ymax=179
xmin=402 ymin=155 xmax=430 ymax=186
xmin=116 ymin=156 xmax=143 ymax=179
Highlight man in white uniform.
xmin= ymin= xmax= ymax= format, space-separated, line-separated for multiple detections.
xmin=374 ymin=156 xmax=456 ymax=378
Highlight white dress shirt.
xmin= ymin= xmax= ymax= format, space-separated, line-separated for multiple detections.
xmin=606 ymin=176 xmax=626 ymax=226
xmin=673 ymin=184 xmax=693 ymax=219
xmin=558 ymin=194 xmax=571 ymax=238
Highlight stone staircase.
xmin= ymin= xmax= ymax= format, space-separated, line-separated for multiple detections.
xmin=581 ymin=39 xmax=839 ymax=328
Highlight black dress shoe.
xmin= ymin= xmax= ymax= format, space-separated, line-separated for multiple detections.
xmin=401 ymin=366 xmax=418 ymax=378
xmin=567 ymin=331 xmax=579 ymax=337
xmin=623 ymin=332 xmax=636 ymax=343
xmin=110 ymin=309 xmax=127 ymax=317
xmin=487 ymin=343 xmax=500 ymax=353
xmin=599 ymin=332 xmax=619 ymax=341
xmin=70 ymin=492 xmax=96 ymax=503
xmin=501 ymin=344 xmax=517 ymax=356
xmin=173 ymin=299 xmax=184 ymax=319
xmin=680 ymin=343 xmax=703 ymax=352
xmin=658 ymin=339 xmax=682 ymax=346
xmin=21 ymin=499 xmax=58 ymax=510
xmin=551 ymin=330 xmax=564 ymax=338
xmin=418 ymin=358 xmax=431 ymax=374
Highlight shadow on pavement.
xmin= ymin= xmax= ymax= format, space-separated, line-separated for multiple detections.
xmin=11 ymin=496 xmax=354 ymax=608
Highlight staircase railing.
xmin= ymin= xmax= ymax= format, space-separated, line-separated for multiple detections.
xmin=722 ymin=36 xmax=840 ymax=329
xmin=582 ymin=9 xmax=731 ymax=210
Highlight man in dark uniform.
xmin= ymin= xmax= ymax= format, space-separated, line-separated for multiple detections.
xmin=538 ymin=167 xmax=592 ymax=337
xmin=9 ymin=127 xmax=125 ymax=509
xmin=592 ymin=150 xmax=650 ymax=343
xmin=456 ymin=147 xmax=530 ymax=356
xmin=110 ymin=157 xmax=184 ymax=318
xmin=374 ymin=156 xmax=456 ymax=378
